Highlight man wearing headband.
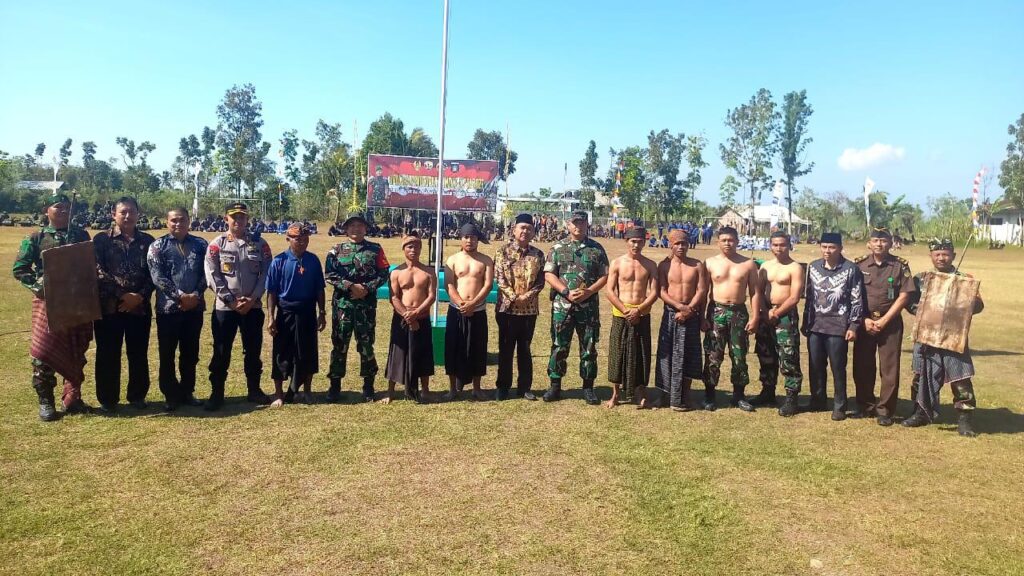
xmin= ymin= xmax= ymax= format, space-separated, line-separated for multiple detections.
xmin=494 ymin=213 xmax=545 ymax=401
xmin=204 ymin=202 xmax=274 ymax=410
xmin=853 ymin=227 xmax=915 ymax=426
xmin=147 ymin=207 xmax=208 ymax=411
xmin=655 ymin=228 xmax=707 ymax=411
xmin=266 ymin=224 xmax=326 ymax=406
xmin=902 ymin=238 xmax=983 ymax=437
xmin=605 ymin=226 xmax=660 ymax=408
xmin=93 ymin=196 xmax=156 ymax=413
xmin=383 ymin=233 xmax=437 ymax=404
xmin=752 ymin=231 xmax=805 ymax=417
xmin=803 ymin=232 xmax=864 ymax=420
xmin=543 ymin=210 xmax=609 ymax=405
xmin=325 ymin=212 xmax=390 ymax=403
xmin=12 ymin=191 xmax=93 ymax=421
xmin=701 ymin=226 xmax=761 ymax=412
xmin=443 ymin=222 xmax=494 ymax=401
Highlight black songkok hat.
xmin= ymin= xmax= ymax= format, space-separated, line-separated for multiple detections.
xmin=820 ymin=232 xmax=843 ymax=246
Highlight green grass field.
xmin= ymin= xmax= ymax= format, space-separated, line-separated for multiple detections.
xmin=1 ymin=227 xmax=1022 ymax=575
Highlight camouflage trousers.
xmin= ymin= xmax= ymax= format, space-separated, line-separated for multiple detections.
xmin=548 ymin=298 xmax=601 ymax=381
xmin=702 ymin=303 xmax=750 ymax=392
xmin=911 ymin=376 xmax=976 ymax=413
xmin=329 ymin=303 xmax=378 ymax=379
xmin=754 ymin=308 xmax=803 ymax=392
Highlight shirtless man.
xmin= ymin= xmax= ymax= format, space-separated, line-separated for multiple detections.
xmin=384 ymin=234 xmax=437 ymax=404
xmin=752 ymin=231 xmax=805 ymax=416
xmin=605 ymin=227 xmax=660 ymax=408
xmin=701 ymin=226 xmax=762 ymax=411
xmin=443 ymin=223 xmax=494 ymax=400
xmin=655 ymin=229 xmax=707 ymax=411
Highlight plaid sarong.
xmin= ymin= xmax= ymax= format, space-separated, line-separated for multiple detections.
xmin=608 ymin=314 xmax=652 ymax=402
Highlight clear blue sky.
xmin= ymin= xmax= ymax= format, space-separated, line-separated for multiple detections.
xmin=2 ymin=0 xmax=1021 ymax=209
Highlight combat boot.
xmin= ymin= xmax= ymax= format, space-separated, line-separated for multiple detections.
xmin=326 ymin=378 xmax=342 ymax=403
xmin=582 ymin=381 xmax=600 ymax=406
xmin=703 ymin=389 xmax=717 ymax=412
xmin=957 ymin=412 xmax=978 ymax=437
xmin=748 ymin=386 xmax=777 ymax=407
xmin=901 ymin=407 xmax=930 ymax=428
xmin=542 ymin=380 xmax=562 ymax=402
xmin=33 ymin=381 xmax=59 ymax=422
xmin=362 ymin=377 xmax=375 ymax=402
xmin=778 ymin=390 xmax=799 ymax=417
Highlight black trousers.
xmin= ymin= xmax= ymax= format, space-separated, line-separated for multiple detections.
xmin=496 ymin=312 xmax=537 ymax=393
xmin=156 ymin=310 xmax=204 ymax=403
xmin=94 ymin=312 xmax=152 ymax=406
xmin=208 ymin=308 xmax=265 ymax=397
xmin=807 ymin=332 xmax=848 ymax=412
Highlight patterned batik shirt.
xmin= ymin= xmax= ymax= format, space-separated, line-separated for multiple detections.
xmin=94 ymin=226 xmax=156 ymax=316
xmin=147 ymin=233 xmax=209 ymax=315
xmin=803 ymin=257 xmax=864 ymax=336
xmin=495 ymin=241 xmax=545 ymax=315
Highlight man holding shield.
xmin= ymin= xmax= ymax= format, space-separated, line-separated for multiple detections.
xmin=12 ymin=191 xmax=93 ymax=421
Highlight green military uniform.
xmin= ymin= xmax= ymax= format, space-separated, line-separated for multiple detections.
xmin=754 ymin=308 xmax=803 ymax=393
xmin=325 ymin=236 xmax=389 ymax=398
xmin=544 ymin=236 xmax=609 ymax=384
xmin=703 ymin=303 xmax=752 ymax=407
xmin=13 ymin=220 xmax=93 ymax=418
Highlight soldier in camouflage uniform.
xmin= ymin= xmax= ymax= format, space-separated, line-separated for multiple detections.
xmin=543 ymin=211 xmax=609 ymax=405
xmin=325 ymin=212 xmax=390 ymax=402
xmin=12 ymin=192 xmax=94 ymax=421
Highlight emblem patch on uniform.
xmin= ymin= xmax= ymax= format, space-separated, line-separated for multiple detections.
xmin=222 ymin=260 xmax=234 ymax=274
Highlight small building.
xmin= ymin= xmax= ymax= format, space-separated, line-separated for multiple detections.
xmin=16 ymin=180 xmax=65 ymax=193
xmin=988 ymin=202 xmax=1022 ymax=244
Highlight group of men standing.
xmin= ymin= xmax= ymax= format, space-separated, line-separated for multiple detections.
xmin=15 ymin=194 xmax=983 ymax=436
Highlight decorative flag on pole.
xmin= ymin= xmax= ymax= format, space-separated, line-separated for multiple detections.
xmin=971 ymin=167 xmax=984 ymax=228
xmin=612 ymin=159 xmax=622 ymax=218
xmin=770 ymin=180 xmax=784 ymax=229
xmin=864 ymin=176 xmax=876 ymax=227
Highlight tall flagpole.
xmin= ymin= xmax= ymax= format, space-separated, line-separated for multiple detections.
xmin=432 ymin=0 xmax=450 ymax=323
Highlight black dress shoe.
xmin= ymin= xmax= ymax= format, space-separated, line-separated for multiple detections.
xmin=805 ymin=398 xmax=829 ymax=412
xmin=748 ymin=390 xmax=777 ymax=407
xmin=732 ymin=399 xmax=755 ymax=412
xmin=203 ymin=397 xmax=223 ymax=412
xmin=831 ymin=410 xmax=847 ymax=421
xmin=849 ymin=408 xmax=866 ymax=419
xmin=129 ymin=400 xmax=148 ymax=410
xmin=182 ymin=395 xmax=204 ymax=407
xmin=495 ymin=388 xmax=509 ymax=401
xmin=247 ymin=391 xmax=272 ymax=405
xmin=703 ymin=398 xmax=717 ymax=412
xmin=902 ymin=409 xmax=929 ymax=428
xmin=582 ymin=388 xmax=600 ymax=406
xmin=97 ymin=403 xmax=119 ymax=415
xmin=326 ymin=388 xmax=342 ymax=403
xmin=163 ymin=402 xmax=178 ymax=412
xmin=876 ymin=415 xmax=894 ymax=427
xmin=521 ymin=391 xmax=537 ymax=401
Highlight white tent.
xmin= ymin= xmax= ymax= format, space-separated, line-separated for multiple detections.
xmin=735 ymin=205 xmax=810 ymax=225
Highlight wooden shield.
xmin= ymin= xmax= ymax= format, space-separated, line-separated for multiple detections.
xmin=911 ymin=271 xmax=980 ymax=354
xmin=41 ymin=241 xmax=102 ymax=332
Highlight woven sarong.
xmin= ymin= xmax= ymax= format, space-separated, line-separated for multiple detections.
xmin=29 ymin=298 xmax=93 ymax=386
xmin=385 ymin=312 xmax=435 ymax=388
xmin=608 ymin=314 xmax=652 ymax=402
xmin=912 ymin=342 xmax=975 ymax=421
xmin=655 ymin=306 xmax=703 ymax=394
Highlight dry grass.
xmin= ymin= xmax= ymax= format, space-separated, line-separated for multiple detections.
xmin=0 ymin=227 xmax=1022 ymax=575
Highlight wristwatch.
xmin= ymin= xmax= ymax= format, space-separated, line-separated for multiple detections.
xmin=560 ymin=287 xmax=570 ymax=298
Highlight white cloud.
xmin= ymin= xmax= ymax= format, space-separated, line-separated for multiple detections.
xmin=837 ymin=143 xmax=906 ymax=171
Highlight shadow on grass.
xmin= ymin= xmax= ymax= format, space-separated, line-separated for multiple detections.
xmin=893 ymin=398 xmax=1024 ymax=435
xmin=970 ymin=349 xmax=1023 ymax=357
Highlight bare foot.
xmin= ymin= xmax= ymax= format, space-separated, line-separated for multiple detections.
xmin=604 ymin=398 xmax=618 ymax=409
xmin=638 ymin=398 xmax=649 ymax=410
xmin=378 ymin=396 xmax=392 ymax=405
xmin=270 ymin=398 xmax=284 ymax=408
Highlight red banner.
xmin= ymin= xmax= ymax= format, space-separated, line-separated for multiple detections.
xmin=366 ymin=154 xmax=500 ymax=212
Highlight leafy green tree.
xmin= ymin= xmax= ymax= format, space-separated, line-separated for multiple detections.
xmin=681 ymin=134 xmax=709 ymax=212
xmin=215 ymin=84 xmax=270 ymax=197
xmin=999 ymin=113 xmax=1024 ymax=244
xmin=58 ymin=139 xmax=73 ymax=170
xmin=578 ymin=140 xmax=599 ymax=211
xmin=408 ymin=127 xmax=439 ymax=158
xmin=34 ymin=143 xmax=46 ymax=159
xmin=779 ymin=90 xmax=814 ymax=231
xmin=467 ymin=129 xmax=517 ymax=181
xmin=608 ymin=146 xmax=647 ymax=218
xmin=81 ymin=141 xmax=97 ymax=164
xmin=646 ymin=129 xmax=686 ymax=220
xmin=719 ymin=175 xmax=741 ymax=208
xmin=720 ymin=88 xmax=779 ymax=216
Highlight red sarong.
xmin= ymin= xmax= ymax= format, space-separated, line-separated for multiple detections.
xmin=30 ymin=298 xmax=93 ymax=396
